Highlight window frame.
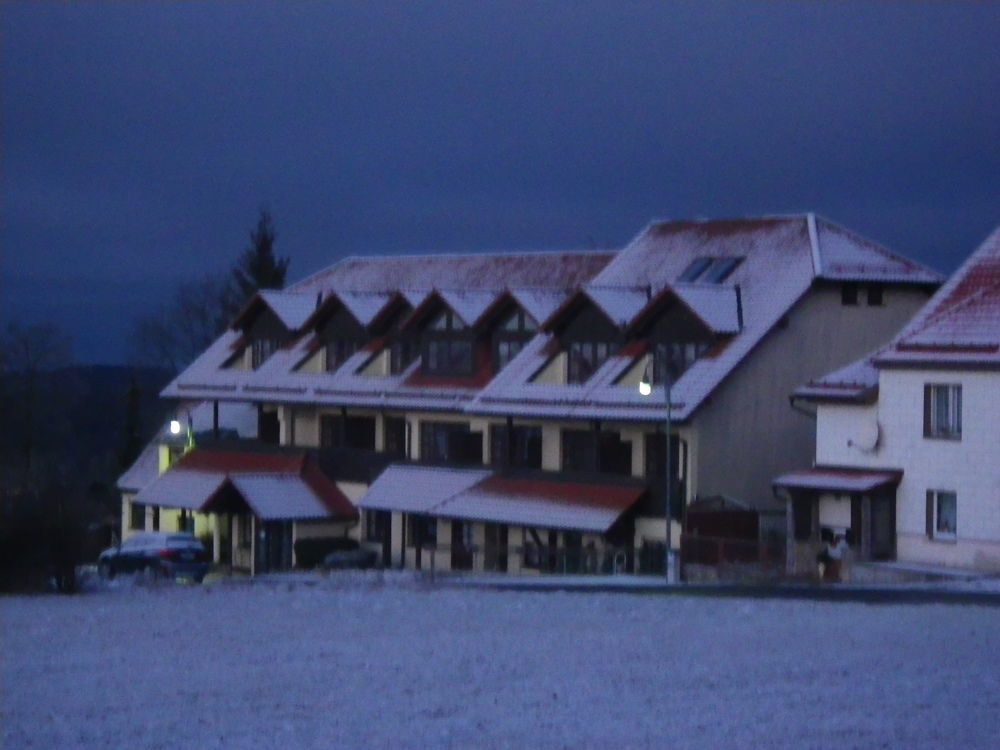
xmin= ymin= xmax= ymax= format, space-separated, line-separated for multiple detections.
xmin=923 ymin=383 xmax=962 ymax=440
xmin=567 ymin=340 xmax=612 ymax=384
xmin=926 ymin=490 xmax=957 ymax=542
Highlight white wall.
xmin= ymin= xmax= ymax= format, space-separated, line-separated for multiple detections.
xmin=816 ymin=369 xmax=1000 ymax=570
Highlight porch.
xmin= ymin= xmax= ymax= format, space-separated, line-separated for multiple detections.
xmin=774 ymin=466 xmax=903 ymax=579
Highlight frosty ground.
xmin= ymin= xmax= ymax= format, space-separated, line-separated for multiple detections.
xmin=3 ymin=574 xmax=999 ymax=749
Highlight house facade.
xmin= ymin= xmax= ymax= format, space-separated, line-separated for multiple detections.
xmin=777 ymin=227 xmax=1000 ymax=574
xmin=133 ymin=214 xmax=940 ymax=575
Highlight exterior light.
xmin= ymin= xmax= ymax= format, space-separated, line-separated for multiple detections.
xmin=638 ymin=357 xmax=678 ymax=584
xmin=169 ymin=419 xmax=182 ymax=435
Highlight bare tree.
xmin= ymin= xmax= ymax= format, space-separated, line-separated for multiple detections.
xmin=128 ymin=274 xmax=231 ymax=374
xmin=0 ymin=320 xmax=73 ymax=474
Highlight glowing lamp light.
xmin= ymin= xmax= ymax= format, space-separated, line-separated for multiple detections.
xmin=169 ymin=419 xmax=182 ymax=435
xmin=638 ymin=379 xmax=652 ymax=397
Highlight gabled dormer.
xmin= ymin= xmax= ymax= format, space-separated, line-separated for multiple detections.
xmin=402 ymin=291 xmax=491 ymax=380
xmin=474 ymin=292 xmax=544 ymax=374
xmin=622 ymin=284 xmax=741 ymax=384
xmin=538 ymin=288 xmax=641 ymax=384
xmin=227 ymin=290 xmax=315 ymax=370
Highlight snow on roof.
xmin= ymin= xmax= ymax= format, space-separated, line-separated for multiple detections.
xmin=117 ymin=442 xmax=162 ymax=493
xmin=580 ymin=286 xmax=650 ymax=328
xmin=774 ymin=466 xmax=902 ymax=493
xmin=256 ymin=290 xmax=318 ymax=330
xmin=813 ymin=217 xmax=941 ymax=284
xmin=875 ymin=226 xmax=1000 ymax=368
xmin=357 ymin=464 xmax=491 ymax=513
xmin=289 ymin=250 xmax=614 ymax=296
xmin=225 ymin=474 xmax=331 ymax=520
xmin=133 ymin=448 xmax=355 ymax=521
xmin=671 ymin=284 xmax=742 ymax=334
xmin=793 ymin=355 xmax=880 ymax=403
xmin=356 ymin=465 xmax=643 ymax=533
xmin=506 ymin=288 xmax=570 ymax=326
xmin=440 ymin=475 xmax=644 ymax=533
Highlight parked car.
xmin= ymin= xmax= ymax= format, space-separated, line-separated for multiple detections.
xmin=322 ymin=540 xmax=379 ymax=570
xmin=97 ymin=532 xmax=209 ymax=582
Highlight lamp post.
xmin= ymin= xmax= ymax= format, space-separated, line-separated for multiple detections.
xmin=639 ymin=362 xmax=678 ymax=584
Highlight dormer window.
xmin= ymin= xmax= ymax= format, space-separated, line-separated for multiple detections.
xmin=678 ymin=256 xmax=743 ymax=284
xmin=389 ymin=339 xmax=414 ymax=375
xmin=652 ymin=341 xmax=708 ymax=383
xmin=325 ymin=340 xmax=359 ymax=372
xmin=423 ymin=311 xmax=473 ymax=376
xmin=493 ymin=309 xmax=537 ymax=372
xmin=250 ymin=339 xmax=280 ymax=369
xmin=568 ymin=341 xmax=612 ymax=384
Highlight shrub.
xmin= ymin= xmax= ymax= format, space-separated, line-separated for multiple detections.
xmin=293 ymin=536 xmax=357 ymax=569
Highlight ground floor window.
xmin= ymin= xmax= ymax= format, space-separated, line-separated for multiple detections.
xmin=129 ymin=501 xmax=146 ymax=531
xmin=177 ymin=510 xmax=195 ymax=533
xmin=407 ymin=515 xmax=438 ymax=548
xmin=927 ymin=490 xmax=957 ymax=540
xmin=151 ymin=506 xmax=160 ymax=532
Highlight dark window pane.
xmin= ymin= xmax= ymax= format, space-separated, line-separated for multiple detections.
xmin=678 ymin=257 xmax=713 ymax=282
xmin=867 ymin=284 xmax=884 ymax=306
xmin=841 ymin=283 xmax=859 ymax=306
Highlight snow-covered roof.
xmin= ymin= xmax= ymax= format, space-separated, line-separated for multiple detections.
xmin=440 ymin=475 xmax=644 ymax=533
xmin=874 ymin=226 xmax=1000 ymax=369
xmin=357 ymin=465 xmax=491 ymax=514
xmin=356 ymin=465 xmax=643 ymax=533
xmin=793 ymin=355 xmax=880 ymax=403
xmin=471 ymin=215 xmax=941 ymax=422
xmin=117 ymin=443 xmax=163 ymax=493
xmin=133 ymin=448 xmax=356 ymax=521
xmin=163 ymin=215 xmax=940 ymax=423
xmin=774 ymin=466 xmax=902 ymax=494
xmin=255 ymin=290 xmax=318 ymax=331
xmin=225 ymin=474 xmax=331 ymax=521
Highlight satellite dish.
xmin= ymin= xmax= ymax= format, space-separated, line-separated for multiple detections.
xmin=848 ymin=421 xmax=880 ymax=453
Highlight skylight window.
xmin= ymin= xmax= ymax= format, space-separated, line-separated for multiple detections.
xmin=678 ymin=256 xmax=743 ymax=284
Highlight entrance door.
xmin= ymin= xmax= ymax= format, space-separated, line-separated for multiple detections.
xmin=484 ymin=524 xmax=508 ymax=572
xmin=255 ymin=520 xmax=293 ymax=573
xmin=870 ymin=494 xmax=896 ymax=561
xmin=451 ymin=521 xmax=474 ymax=570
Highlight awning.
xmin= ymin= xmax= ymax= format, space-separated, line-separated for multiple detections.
xmin=357 ymin=465 xmax=491 ymax=514
xmin=774 ymin=467 xmax=902 ymax=494
xmin=133 ymin=448 xmax=357 ymax=522
xmin=357 ymin=465 xmax=644 ymax=534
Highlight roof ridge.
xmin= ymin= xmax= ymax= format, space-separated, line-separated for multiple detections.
xmin=813 ymin=215 xmax=943 ymax=278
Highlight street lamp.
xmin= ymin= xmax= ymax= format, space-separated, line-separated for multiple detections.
xmin=639 ymin=357 xmax=678 ymax=584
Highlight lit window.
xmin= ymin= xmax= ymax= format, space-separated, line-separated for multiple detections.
xmin=924 ymin=384 xmax=962 ymax=439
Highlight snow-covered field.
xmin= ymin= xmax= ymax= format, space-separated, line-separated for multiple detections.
xmin=3 ymin=573 xmax=999 ymax=749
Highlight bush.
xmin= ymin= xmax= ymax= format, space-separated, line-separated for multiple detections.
xmin=293 ymin=537 xmax=357 ymax=569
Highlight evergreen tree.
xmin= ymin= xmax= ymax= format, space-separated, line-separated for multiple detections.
xmin=230 ymin=208 xmax=289 ymax=308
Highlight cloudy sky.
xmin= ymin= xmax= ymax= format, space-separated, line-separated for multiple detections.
xmin=3 ymin=1 xmax=998 ymax=364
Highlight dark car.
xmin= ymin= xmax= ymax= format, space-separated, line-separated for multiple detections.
xmin=322 ymin=540 xmax=379 ymax=570
xmin=98 ymin=532 xmax=210 ymax=583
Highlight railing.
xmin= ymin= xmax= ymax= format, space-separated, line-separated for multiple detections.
xmin=680 ymin=533 xmax=783 ymax=567
xmin=396 ymin=543 xmax=670 ymax=578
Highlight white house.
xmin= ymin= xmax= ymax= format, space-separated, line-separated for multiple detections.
xmin=777 ymin=226 xmax=1000 ymax=574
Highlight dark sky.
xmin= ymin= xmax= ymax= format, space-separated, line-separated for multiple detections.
xmin=3 ymin=1 xmax=998 ymax=364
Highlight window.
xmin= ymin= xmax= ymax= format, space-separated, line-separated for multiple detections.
xmin=926 ymin=490 xmax=957 ymax=540
xmin=678 ymin=256 xmax=743 ymax=284
xmin=325 ymin=340 xmax=359 ymax=372
xmin=177 ymin=510 xmax=195 ymax=533
xmin=384 ymin=417 xmax=408 ymax=459
xmin=867 ymin=284 xmax=884 ymax=306
xmin=678 ymin=257 xmax=713 ymax=282
xmin=424 ymin=310 xmax=474 ymax=376
xmin=250 ymin=338 xmax=280 ymax=368
xmin=407 ymin=515 xmax=437 ymax=547
xmin=841 ymin=283 xmax=859 ymax=306
xmin=924 ymin=384 xmax=962 ymax=439
xmin=365 ymin=510 xmax=390 ymax=543
xmin=420 ymin=422 xmax=483 ymax=465
xmin=129 ymin=502 xmax=146 ymax=531
xmin=389 ymin=339 xmax=413 ymax=374
xmin=567 ymin=341 xmax=612 ymax=383
xmin=652 ymin=341 xmax=708 ymax=384
xmin=489 ymin=425 xmax=542 ymax=469
xmin=425 ymin=339 xmax=473 ymax=375
xmin=151 ymin=506 xmax=160 ymax=532
xmin=320 ymin=415 xmax=376 ymax=450
xmin=495 ymin=339 xmax=524 ymax=371
xmin=561 ymin=429 xmax=632 ymax=476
